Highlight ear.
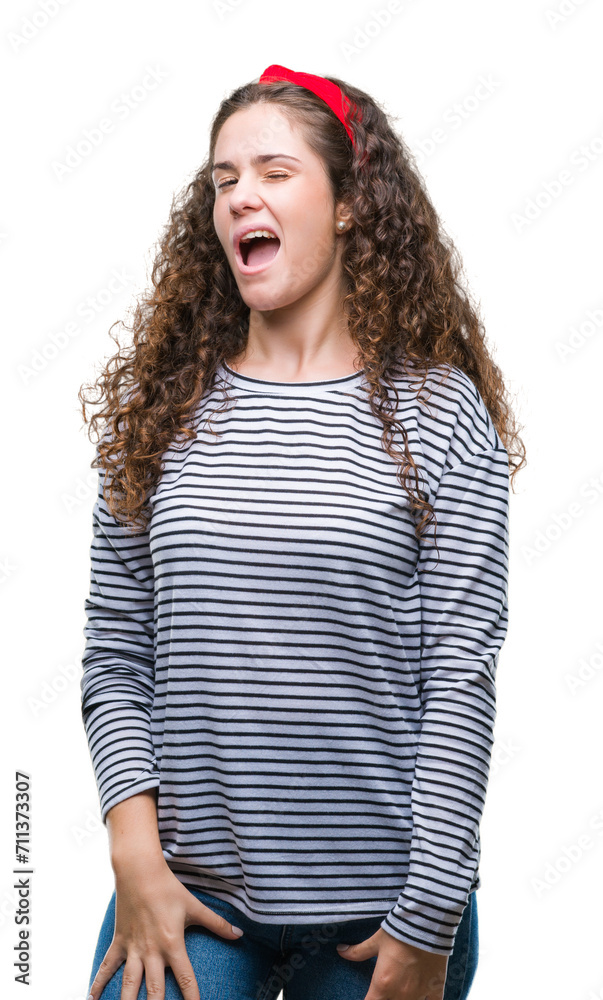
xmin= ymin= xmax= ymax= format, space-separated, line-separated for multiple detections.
xmin=335 ymin=198 xmax=354 ymax=228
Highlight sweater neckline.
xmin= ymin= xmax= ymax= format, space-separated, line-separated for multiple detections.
xmin=217 ymin=361 xmax=367 ymax=396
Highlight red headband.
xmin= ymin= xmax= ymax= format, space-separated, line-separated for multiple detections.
xmin=258 ymin=63 xmax=362 ymax=155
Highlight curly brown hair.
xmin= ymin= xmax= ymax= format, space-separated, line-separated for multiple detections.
xmin=78 ymin=73 xmax=526 ymax=540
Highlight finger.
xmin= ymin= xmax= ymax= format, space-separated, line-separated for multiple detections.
xmin=87 ymin=944 xmax=127 ymax=1000
xmin=139 ymin=957 xmax=166 ymax=1000
xmin=336 ymin=937 xmax=379 ymax=962
xmin=119 ymin=954 xmax=144 ymax=1000
xmin=167 ymin=950 xmax=202 ymax=1000
xmin=185 ymin=896 xmax=244 ymax=942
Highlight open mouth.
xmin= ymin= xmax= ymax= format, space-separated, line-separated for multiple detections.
xmin=238 ymin=234 xmax=281 ymax=270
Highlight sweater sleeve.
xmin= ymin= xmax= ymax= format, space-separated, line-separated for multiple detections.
xmin=80 ymin=454 xmax=160 ymax=825
xmin=380 ymin=445 xmax=510 ymax=956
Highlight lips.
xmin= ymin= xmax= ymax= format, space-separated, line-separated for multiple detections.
xmin=234 ymin=234 xmax=281 ymax=275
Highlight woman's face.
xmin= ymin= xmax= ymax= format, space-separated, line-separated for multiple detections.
xmin=212 ymin=103 xmax=346 ymax=314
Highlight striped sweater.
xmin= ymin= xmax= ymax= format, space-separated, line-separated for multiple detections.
xmin=80 ymin=359 xmax=510 ymax=956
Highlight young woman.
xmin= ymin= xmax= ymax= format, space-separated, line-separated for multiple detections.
xmin=79 ymin=64 xmax=525 ymax=1000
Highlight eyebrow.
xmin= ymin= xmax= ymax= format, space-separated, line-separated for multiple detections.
xmin=211 ymin=153 xmax=302 ymax=175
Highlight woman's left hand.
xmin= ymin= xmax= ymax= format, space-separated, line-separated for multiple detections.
xmin=336 ymin=927 xmax=448 ymax=1000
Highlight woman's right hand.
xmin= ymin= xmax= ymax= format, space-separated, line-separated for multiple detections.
xmin=87 ymin=851 xmax=244 ymax=1000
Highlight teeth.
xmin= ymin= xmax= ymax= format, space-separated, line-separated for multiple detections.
xmin=239 ymin=230 xmax=277 ymax=242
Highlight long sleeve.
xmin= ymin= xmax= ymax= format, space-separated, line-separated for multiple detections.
xmin=380 ymin=445 xmax=510 ymax=955
xmin=80 ymin=455 xmax=160 ymax=825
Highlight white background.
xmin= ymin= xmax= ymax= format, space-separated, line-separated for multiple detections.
xmin=2 ymin=0 xmax=603 ymax=998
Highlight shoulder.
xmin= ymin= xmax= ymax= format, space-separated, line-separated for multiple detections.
xmin=389 ymin=361 xmax=506 ymax=471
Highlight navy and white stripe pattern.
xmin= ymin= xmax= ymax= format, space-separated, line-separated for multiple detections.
xmin=80 ymin=360 xmax=509 ymax=956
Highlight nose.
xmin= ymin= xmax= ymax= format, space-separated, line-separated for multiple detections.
xmin=227 ymin=171 xmax=263 ymax=216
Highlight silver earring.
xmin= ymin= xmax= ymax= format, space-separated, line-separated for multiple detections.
xmin=337 ymin=221 xmax=347 ymax=230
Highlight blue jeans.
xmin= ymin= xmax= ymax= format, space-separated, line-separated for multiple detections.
xmin=87 ymin=886 xmax=478 ymax=1000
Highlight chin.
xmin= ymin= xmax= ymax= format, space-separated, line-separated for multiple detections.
xmin=237 ymin=284 xmax=299 ymax=314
